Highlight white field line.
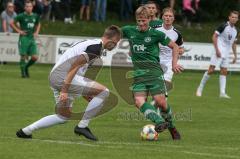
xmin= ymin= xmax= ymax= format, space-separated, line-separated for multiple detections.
xmin=182 ymin=151 xmax=240 ymax=159
xmin=3 ymin=137 xmax=239 ymax=159
xmin=1 ymin=137 xmax=239 ymax=153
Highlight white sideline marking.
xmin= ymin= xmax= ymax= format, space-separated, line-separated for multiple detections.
xmin=182 ymin=151 xmax=240 ymax=159
xmin=2 ymin=137 xmax=98 ymax=147
xmin=2 ymin=136 xmax=239 ymax=151
xmin=1 ymin=137 xmax=240 ymax=158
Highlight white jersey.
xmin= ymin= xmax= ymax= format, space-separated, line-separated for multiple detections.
xmin=51 ymin=39 xmax=103 ymax=78
xmin=215 ymin=21 xmax=238 ymax=58
xmin=156 ymin=26 xmax=183 ymax=62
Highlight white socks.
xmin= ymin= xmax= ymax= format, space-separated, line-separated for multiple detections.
xmin=78 ymin=89 xmax=109 ymax=128
xmin=219 ymin=75 xmax=226 ymax=94
xmin=198 ymin=71 xmax=210 ymax=91
xmin=22 ymin=89 xmax=110 ymax=135
xmin=22 ymin=114 xmax=67 ymax=135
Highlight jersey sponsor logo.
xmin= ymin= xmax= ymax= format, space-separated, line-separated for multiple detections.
xmin=144 ymin=37 xmax=151 ymax=43
xmin=27 ymin=23 xmax=34 ymax=28
xmin=133 ymin=44 xmax=147 ymax=52
xmin=228 ymin=33 xmax=232 ymax=40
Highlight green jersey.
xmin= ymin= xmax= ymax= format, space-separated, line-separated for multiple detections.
xmin=122 ymin=25 xmax=170 ymax=82
xmin=149 ymin=19 xmax=163 ymax=29
xmin=14 ymin=12 xmax=40 ymax=38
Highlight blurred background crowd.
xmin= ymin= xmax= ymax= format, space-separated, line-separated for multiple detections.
xmin=0 ymin=0 xmax=240 ymax=33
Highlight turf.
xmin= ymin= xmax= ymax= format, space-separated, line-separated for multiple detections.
xmin=0 ymin=64 xmax=239 ymax=159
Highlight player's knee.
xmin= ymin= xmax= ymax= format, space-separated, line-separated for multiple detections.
xmin=155 ymin=98 xmax=167 ymax=109
xmin=56 ymin=107 xmax=72 ymax=118
xmin=31 ymin=56 xmax=38 ymax=61
xmin=97 ymin=88 xmax=109 ymax=99
xmin=220 ymin=69 xmax=227 ymax=75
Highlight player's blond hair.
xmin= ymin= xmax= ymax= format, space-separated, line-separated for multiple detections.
xmin=162 ymin=7 xmax=175 ymax=15
xmin=135 ymin=6 xmax=150 ymax=19
xmin=229 ymin=10 xmax=239 ymax=16
xmin=103 ymin=25 xmax=122 ymax=39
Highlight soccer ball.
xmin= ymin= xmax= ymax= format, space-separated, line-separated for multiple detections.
xmin=140 ymin=124 xmax=159 ymax=141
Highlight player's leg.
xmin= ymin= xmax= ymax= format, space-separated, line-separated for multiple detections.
xmin=132 ymin=81 xmax=167 ymax=131
xmin=16 ymin=88 xmax=71 ymax=138
xmin=18 ymin=38 xmax=28 ymax=78
xmin=150 ymin=78 xmax=180 ymax=140
xmin=73 ymin=76 xmax=110 ymax=141
xmin=134 ymin=92 xmax=167 ymax=131
xmin=196 ymin=54 xmax=219 ymax=96
xmin=219 ymin=58 xmax=230 ymax=98
xmin=163 ymin=61 xmax=174 ymax=92
xmin=25 ymin=39 xmax=38 ymax=77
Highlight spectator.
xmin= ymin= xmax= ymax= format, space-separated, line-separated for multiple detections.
xmin=182 ymin=0 xmax=201 ymax=29
xmin=94 ymin=0 xmax=107 ymax=22
xmin=137 ymin=0 xmax=148 ymax=6
xmin=120 ymin=0 xmax=133 ymax=21
xmin=41 ymin=0 xmax=52 ymax=20
xmin=1 ymin=1 xmax=17 ymax=34
xmin=51 ymin=0 xmax=63 ymax=21
xmin=14 ymin=0 xmax=25 ymax=13
xmin=51 ymin=0 xmax=73 ymax=23
xmin=62 ymin=0 xmax=73 ymax=24
xmin=80 ymin=0 xmax=91 ymax=21
xmin=157 ymin=0 xmax=175 ymax=9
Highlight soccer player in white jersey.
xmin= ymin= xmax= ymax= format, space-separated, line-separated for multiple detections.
xmin=156 ymin=7 xmax=184 ymax=90
xmin=16 ymin=25 xmax=122 ymax=141
xmin=152 ymin=7 xmax=183 ymax=138
xmin=196 ymin=11 xmax=238 ymax=98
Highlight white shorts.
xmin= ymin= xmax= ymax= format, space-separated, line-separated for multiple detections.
xmin=210 ymin=53 xmax=229 ymax=68
xmin=160 ymin=61 xmax=173 ymax=82
xmin=50 ymin=74 xmax=95 ymax=108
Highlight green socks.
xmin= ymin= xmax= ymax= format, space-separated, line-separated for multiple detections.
xmin=161 ymin=105 xmax=175 ymax=128
xmin=25 ymin=59 xmax=36 ymax=69
xmin=20 ymin=59 xmax=26 ymax=77
xmin=140 ymin=102 xmax=164 ymax=124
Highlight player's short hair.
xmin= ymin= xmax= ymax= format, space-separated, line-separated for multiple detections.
xmin=135 ymin=6 xmax=150 ymax=19
xmin=25 ymin=0 xmax=33 ymax=6
xmin=146 ymin=1 xmax=161 ymax=17
xmin=103 ymin=25 xmax=122 ymax=39
xmin=162 ymin=7 xmax=175 ymax=15
xmin=229 ymin=10 xmax=239 ymax=16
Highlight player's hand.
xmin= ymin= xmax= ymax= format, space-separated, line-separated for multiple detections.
xmin=179 ymin=47 xmax=185 ymax=55
xmin=34 ymin=33 xmax=39 ymax=38
xmin=172 ymin=64 xmax=184 ymax=73
xmin=19 ymin=30 xmax=26 ymax=35
xmin=60 ymin=92 xmax=68 ymax=102
xmin=232 ymin=56 xmax=237 ymax=64
xmin=216 ymin=50 xmax=221 ymax=58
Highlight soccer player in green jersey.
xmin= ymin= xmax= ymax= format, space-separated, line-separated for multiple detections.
xmin=146 ymin=1 xmax=163 ymax=28
xmin=10 ymin=1 xmax=41 ymax=78
xmin=122 ymin=6 xmax=183 ymax=140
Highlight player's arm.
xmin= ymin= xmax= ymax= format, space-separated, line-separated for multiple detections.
xmin=1 ymin=13 xmax=8 ymax=33
xmin=232 ymin=41 xmax=237 ymax=64
xmin=34 ymin=23 xmax=41 ymax=37
xmin=10 ymin=19 xmax=26 ymax=35
xmin=60 ymin=54 xmax=88 ymax=101
xmin=168 ymin=41 xmax=183 ymax=73
xmin=170 ymin=0 xmax=175 ymax=9
xmin=175 ymin=31 xmax=184 ymax=55
xmin=212 ymin=32 xmax=221 ymax=58
xmin=213 ymin=23 xmax=226 ymax=58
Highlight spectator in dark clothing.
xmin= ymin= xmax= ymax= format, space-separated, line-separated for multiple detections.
xmin=120 ymin=0 xmax=133 ymax=21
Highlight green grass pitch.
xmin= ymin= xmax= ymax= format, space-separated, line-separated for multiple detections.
xmin=0 ymin=64 xmax=239 ymax=159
